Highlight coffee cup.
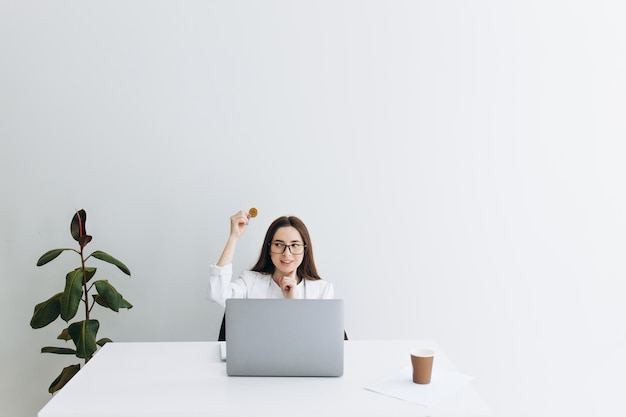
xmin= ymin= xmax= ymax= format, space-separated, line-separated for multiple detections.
xmin=410 ymin=348 xmax=434 ymax=384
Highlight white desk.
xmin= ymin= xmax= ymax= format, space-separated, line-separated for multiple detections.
xmin=38 ymin=340 xmax=489 ymax=417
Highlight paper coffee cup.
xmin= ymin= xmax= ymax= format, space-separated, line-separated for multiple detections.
xmin=410 ymin=348 xmax=434 ymax=384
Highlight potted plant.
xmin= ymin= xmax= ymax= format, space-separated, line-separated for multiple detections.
xmin=30 ymin=209 xmax=132 ymax=393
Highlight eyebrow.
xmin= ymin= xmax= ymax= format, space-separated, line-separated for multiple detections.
xmin=272 ymin=239 xmax=303 ymax=244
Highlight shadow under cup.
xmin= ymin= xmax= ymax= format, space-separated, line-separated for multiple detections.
xmin=410 ymin=348 xmax=435 ymax=384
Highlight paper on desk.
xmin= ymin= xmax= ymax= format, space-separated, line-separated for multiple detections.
xmin=364 ymin=367 xmax=474 ymax=407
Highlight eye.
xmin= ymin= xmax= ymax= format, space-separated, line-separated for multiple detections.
xmin=291 ymin=244 xmax=302 ymax=249
xmin=272 ymin=243 xmax=284 ymax=248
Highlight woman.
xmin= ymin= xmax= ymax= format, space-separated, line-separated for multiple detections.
xmin=207 ymin=210 xmax=334 ymax=308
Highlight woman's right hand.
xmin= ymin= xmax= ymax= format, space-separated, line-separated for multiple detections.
xmin=229 ymin=210 xmax=251 ymax=239
xmin=216 ymin=210 xmax=252 ymax=267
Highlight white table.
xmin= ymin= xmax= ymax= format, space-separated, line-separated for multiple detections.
xmin=38 ymin=340 xmax=490 ymax=417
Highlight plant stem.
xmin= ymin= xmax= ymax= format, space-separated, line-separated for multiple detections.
xmin=80 ymin=247 xmax=91 ymax=364
xmin=81 ymin=249 xmax=89 ymax=321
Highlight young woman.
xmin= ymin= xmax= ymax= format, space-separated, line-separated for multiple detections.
xmin=207 ymin=210 xmax=334 ymax=308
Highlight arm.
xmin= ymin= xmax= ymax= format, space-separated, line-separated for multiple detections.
xmin=216 ymin=211 xmax=251 ymax=266
xmin=207 ymin=211 xmax=253 ymax=306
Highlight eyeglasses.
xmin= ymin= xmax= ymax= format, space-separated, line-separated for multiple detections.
xmin=269 ymin=242 xmax=306 ymax=255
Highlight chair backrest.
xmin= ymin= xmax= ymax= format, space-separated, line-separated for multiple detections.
xmin=218 ymin=314 xmax=226 ymax=341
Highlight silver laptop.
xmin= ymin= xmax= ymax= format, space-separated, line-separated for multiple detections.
xmin=225 ymin=299 xmax=344 ymax=377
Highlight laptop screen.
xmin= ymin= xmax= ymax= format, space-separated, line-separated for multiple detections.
xmin=225 ymin=299 xmax=344 ymax=377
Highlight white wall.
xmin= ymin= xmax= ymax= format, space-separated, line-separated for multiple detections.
xmin=2 ymin=1 xmax=625 ymax=416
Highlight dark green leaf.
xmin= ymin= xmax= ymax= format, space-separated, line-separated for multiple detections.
xmin=49 ymin=364 xmax=80 ymax=394
xmin=41 ymin=346 xmax=77 ymax=355
xmin=83 ymin=267 xmax=97 ymax=283
xmin=89 ymin=250 xmax=131 ymax=276
xmin=30 ymin=293 xmax=62 ymax=329
xmin=57 ymin=328 xmax=71 ymax=341
xmin=97 ymin=338 xmax=112 ymax=346
xmin=93 ymin=294 xmax=133 ymax=310
xmin=37 ymin=249 xmax=73 ymax=267
xmin=70 ymin=209 xmax=87 ymax=242
xmin=60 ymin=270 xmax=84 ymax=322
xmin=119 ymin=296 xmax=133 ymax=309
xmin=92 ymin=294 xmax=105 ymax=307
xmin=94 ymin=280 xmax=121 ymax=312
xmin=68 ymin=319 xmax=99 ymax=359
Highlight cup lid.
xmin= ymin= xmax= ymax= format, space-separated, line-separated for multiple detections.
xmin=410 ymin=348 xmax=435 ymax=357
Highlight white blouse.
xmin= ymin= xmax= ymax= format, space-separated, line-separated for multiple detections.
xmin=207 ymin=263 xmax=334 ymax=308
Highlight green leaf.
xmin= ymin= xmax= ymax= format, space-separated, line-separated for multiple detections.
xmin=83 ymin=267 xmax=97 ymax=283
xmin=49 ymin=364 xmax=80 ymax=394
xmin=41 ymin=346 xmax=77 ymax=355
xmin=93 ymin=294 xmax=133 ymax=310
xmin=60 ymin=270 xmax=84 ymax=322
xmin=97 ymin=338 xmax=112 ymax=346
xmin=94 ymin=280 xmax=121 ymax=312
xmin=57 ymin=328 xmax=71 ymax=341
xmin=119 ymin=297 xmax=133 ymax=309
xmin=30 ymin=293 xmax=62 ymax=329
xmin=68 ymin=319 xmax=99 ymax=359
xmin=36 ymin=249 xmax=73 ymax=267
xmin=90 ymin=251 xmax=131 ymax=276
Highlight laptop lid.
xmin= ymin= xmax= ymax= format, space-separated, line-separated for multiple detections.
xmin=225 ymin=299 xmax=344 ymax=377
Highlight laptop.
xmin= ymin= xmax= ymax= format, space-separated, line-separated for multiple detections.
xmin=225 ymin=298 xmax=344 ymax=377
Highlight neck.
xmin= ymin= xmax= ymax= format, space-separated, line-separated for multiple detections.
xmin=272 ymin=273 xmax=302 ymax=284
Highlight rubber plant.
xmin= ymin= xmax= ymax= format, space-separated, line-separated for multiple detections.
xmin=30 ymin=209 xmax=132 ymax=393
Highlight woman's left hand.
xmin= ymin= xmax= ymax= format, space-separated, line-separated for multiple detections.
xmin=279 ymin=273 xmax=298 ymax=299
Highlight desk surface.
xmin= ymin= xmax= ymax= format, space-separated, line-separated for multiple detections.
xmin=38 ymin=340 xmax=489 ymax=417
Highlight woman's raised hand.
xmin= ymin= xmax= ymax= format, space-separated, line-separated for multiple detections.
xmin=216 ymin=210 xmax=253 ymax=267
xmin=229 ymin=210 xmax=251 ymax=239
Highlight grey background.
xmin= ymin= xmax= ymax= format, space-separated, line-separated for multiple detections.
xmin=1 ymin=1 xmax=625 ymax=416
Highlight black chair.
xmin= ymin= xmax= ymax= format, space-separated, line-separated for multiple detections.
xmin=217 ymin=314 xmax=348 ymax=341
xmin=218 ymin=314 xmax=227 ymax=341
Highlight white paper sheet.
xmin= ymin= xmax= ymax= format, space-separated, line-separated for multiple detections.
xmin=364 ymin=367 xmax=475 ymax=407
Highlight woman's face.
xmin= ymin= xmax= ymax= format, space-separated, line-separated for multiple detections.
xmin=269 ymin=226 xmax=305 ymax=277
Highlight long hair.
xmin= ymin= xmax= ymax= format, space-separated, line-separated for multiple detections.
xmin=250 ymin=216 xmax=321 ymax=280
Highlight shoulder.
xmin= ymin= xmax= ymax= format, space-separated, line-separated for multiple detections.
xmin=240 ymin=270 xmax=271 ymax=282
xmin=304 ymin=278 xmax=334 ymax=299
xmin=306 ymin=278 xmax=333 ymax=290
xmin=307 ymin=277 xmax=331 ymax=285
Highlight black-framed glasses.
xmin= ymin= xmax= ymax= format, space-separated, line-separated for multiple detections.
xmin=269 ymin=242 xmax=306 ymax=255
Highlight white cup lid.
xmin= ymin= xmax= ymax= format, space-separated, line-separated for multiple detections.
xmin=410 ymin=348 xmax=435 ymax=357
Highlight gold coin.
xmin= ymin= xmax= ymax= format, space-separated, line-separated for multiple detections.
xmin=248 ymin=207 xmax=258 ymax=218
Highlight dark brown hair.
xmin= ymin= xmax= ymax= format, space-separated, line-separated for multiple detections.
xmin=250 ymin=216 xmax=321 ymax=280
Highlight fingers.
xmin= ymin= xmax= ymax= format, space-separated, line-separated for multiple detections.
xmin=234 ymin=210 xmax=250 ymax=225
xmin=279 ymin=276 xmax=297 ymax=291
xmin=227 ymin=211 xmax=248 ymax=238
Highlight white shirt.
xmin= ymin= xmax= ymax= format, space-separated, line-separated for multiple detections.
xmin=207 ymin=264 xmax=334 ymax=308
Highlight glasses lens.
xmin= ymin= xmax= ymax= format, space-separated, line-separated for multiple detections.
xmin=289 ymin=244 xmax=305 ymax=255
xmin=270 ymin=243 xmax=285 ymax=254
xmin=269 ymin=243 xmax=305 ymax=254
